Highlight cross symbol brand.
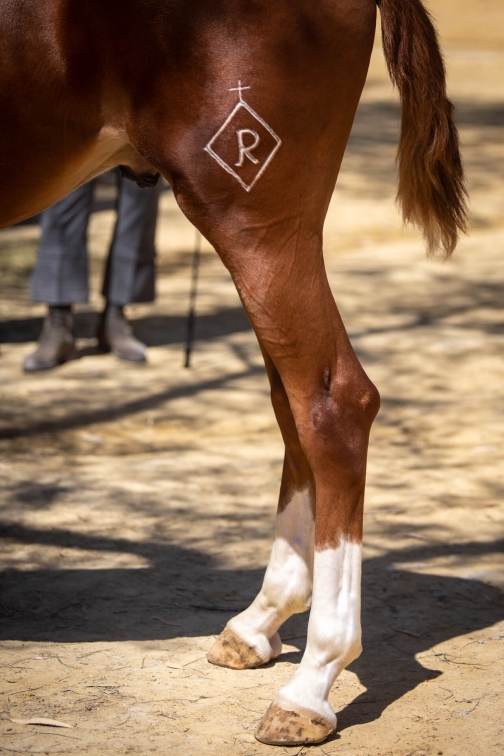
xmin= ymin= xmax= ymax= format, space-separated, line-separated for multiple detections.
xmin=229 ymin=80 xmax=251 ymax=101
xmin=204 ymin=82 xmax=282 ymax=193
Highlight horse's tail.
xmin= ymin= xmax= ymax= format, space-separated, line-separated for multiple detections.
xmin=377 ymin=0 xmax=467 ymax=256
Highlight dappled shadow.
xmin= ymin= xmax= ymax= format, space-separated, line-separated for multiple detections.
xmin=0 ymin=296 xmax=260 ymax=441
xmin=0 ymin=315 xmax=44 ymax=344
xmin=133 ymin=307 xmax=252 ymax=348
xmin=0 ymin=362 xmax=263 ymax=440
xmin=2 ymin=263 xmax=503 ymax=441
xmin=346 ymin=277 xmax=504 ymax=343
xmin=0 ymin=523 xmax=502 ymax=727
xmin=0 ymin=520 xmax=263 ymax=642
xmin=7 ymin=251 xmax=501 ymax=352
xmin=0 ymin=305 xmax=251 ymax=346
xmin=337 ymin=539 xmax=504 ymax=729
xmin=350 ymin=99 xmax=504 ymax=145
xmin=339 ymin=98 xmax=504 ymax=200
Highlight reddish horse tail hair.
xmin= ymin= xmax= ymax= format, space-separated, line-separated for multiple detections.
xmin=377 ymin=0 xmax=467 ymax=256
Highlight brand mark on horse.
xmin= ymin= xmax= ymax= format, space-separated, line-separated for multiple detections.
xmin=204 ymin=81 xmax=282 ymax=192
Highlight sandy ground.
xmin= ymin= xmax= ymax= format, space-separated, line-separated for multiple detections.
xmin=0 ymin=2 xmax=503 ymax=755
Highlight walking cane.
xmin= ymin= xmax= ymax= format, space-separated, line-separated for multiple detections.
xmin=184 ymin=229 xmax=201 ymax=368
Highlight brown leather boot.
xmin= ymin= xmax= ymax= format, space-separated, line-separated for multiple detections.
xmin=23 ymin=306 xmax=78 ymax=372
xmin=97 ymin=303 xmax=146 ymax=362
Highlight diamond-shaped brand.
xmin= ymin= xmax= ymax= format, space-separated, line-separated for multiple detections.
xmin=205 ymin=93 xmax=282 ymax=193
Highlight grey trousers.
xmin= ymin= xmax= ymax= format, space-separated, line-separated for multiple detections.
xmin=30 ymin=172 xmax=161 ymax=306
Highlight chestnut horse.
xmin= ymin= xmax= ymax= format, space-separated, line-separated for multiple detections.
xmin=0 ymin=0 xmax=466 ymax=745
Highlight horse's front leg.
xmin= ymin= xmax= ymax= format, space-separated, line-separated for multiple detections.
xmin=209 ymin=354 xmax=315 ymax=669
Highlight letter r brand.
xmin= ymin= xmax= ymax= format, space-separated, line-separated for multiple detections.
xmin=235 ymin=129 xmax=261 ymax=167
xmin=204 ymin=91 xmax=281 ymax=192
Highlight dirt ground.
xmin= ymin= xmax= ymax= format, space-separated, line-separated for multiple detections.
xmin=0 ymin=2 xmax=503 ymax=755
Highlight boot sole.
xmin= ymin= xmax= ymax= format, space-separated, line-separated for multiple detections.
xmin=97 ymin=338 xmax=146 ymax=363
xmin=23 ymin=349 xmax=79 ymax=373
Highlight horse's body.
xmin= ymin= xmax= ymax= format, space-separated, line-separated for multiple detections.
xmin=0 ymin=0 xmax=466 ymax=745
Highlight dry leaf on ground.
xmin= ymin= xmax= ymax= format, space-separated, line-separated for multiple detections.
xmin=10 ymin=717 xmax=73 ymax=728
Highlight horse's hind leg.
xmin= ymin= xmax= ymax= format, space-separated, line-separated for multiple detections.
xmin=206 ymin=222 xmax=379 ymax=744
xmin=135 ymin=3 xmax=378 ymax=742
xmin=208 ymin=352 xmax=315 ymax=669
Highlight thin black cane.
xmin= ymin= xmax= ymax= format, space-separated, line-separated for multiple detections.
xmin=184 ymin=229 xmax=201 ymax=368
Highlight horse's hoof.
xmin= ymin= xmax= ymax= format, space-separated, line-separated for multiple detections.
xmin=254 ymin=702 xmax=335 ymax=745
xmin=207 ymin=627 xmax=265 ymax=669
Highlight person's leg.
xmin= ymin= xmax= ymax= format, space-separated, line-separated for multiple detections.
xmin=24 ymin=182 xmax=94 ymax=371
xmin=98 ymin=173 xmax=162 ymax=361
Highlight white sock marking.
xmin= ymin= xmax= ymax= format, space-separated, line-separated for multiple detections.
xmin=228 ymin=487 xmax=314 ymax=662
xmin=277 ymin=540 xmax=362 ymax=728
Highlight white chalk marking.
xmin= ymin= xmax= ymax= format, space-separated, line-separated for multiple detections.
xmin=235 ymin=129 xmax=261 ymax=166
xmin=204 ymin=81 xmax=282 ymax=192
xmin=229 ymin=80 xmax=250 ymax=101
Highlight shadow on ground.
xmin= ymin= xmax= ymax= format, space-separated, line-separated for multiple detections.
xmin=0 ymin=361 xmax=264 ymax=441
xmin=342 ymin=98 xmax=504 ymax=193
xmin=0 ymin=524 xmax=502 ymax=728
xmin=2 ymin=264 xmax=504 ymax=442
xmin=0 ymin=306 xmax=252 ymax=347
xmin=339 ymin=538 xmax=504 ymax=730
